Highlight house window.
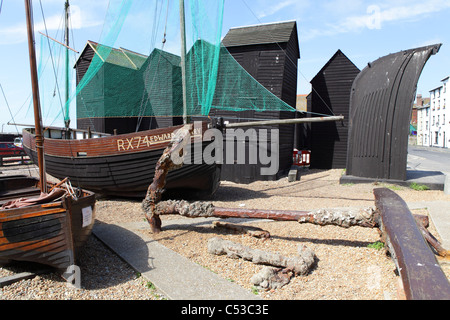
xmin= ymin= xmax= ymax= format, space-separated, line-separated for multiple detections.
xmin=435 ymin=132 xmax=439 ymax=144
xmin=433 ymin=116 xmax=435 ymax=125
xmin=426 ymin=121 xmax=428 ymax=130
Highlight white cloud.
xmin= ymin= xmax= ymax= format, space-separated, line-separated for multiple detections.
xmin=0 ymin=25 xmax=27 ymax=45
xmin=251 ymin=0 xmax=311 ymax=20
xmin=0 ymin=2 xmax=105 ymax=45
xmin=302 ymin=0 xmax=450 ymax=41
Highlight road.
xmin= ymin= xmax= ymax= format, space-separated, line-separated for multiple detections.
xmin=408 ymin=145 xmax=450 ymax=174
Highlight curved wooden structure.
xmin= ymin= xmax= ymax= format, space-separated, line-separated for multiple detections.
xmin=22 ymin=122 xmax=221 ymax=198
xmin=346 ymin=44 xmax=441 ymax=181
xmin=0 ymin=175 xmax=96 ymax=271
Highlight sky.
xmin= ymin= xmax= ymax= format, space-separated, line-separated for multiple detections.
xmin=1 ymin=0 xmax=449 ymax=133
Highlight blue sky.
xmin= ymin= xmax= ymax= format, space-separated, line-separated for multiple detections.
xmin=1 ymin=0 xmax=449 ymax=133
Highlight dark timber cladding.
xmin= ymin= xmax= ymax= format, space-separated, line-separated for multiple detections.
xmin=308 ymin=50 xmax=360 ymax=169
xmin=346 ymin=44 xmax=441 ymax=181
xmin=217 ymin=21 xmax=300 ymax=183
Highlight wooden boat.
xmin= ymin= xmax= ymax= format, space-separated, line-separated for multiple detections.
xmin=0 ymin=175 xmax=96 ymax=271
xmin=22 ymin=123 xmax=221 ymax=198
xmin=0 ymin=0 xmax=96 ymax=272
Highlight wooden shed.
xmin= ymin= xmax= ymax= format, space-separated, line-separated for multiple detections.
xmin=212 ymin=20 xmax=301 ymax=183
xmin=307 ymin=50 xmax=360 ymax=169
xmin=74 ymin=41 xmax=182 ymax=135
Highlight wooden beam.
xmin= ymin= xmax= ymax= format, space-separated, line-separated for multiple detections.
xmin=224 ymin=115 xmax=344 ymax=128
xmin=374 ymin=187 xmax=450 ymax=300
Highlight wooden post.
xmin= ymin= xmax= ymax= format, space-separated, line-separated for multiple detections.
xmin=179 ymin=0 xmax=189 ymax=124
xmin=25 ymin=0 xmax=47 ymax=193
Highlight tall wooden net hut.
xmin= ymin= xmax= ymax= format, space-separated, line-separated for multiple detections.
xmin=212 ymin=20 xmax=300 ymax=183
xmin=307 ymin=50 xmax=360 ymax=169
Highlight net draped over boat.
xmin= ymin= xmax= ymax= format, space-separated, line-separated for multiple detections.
xmin=39 ymin=0 xmax=296 ymax=126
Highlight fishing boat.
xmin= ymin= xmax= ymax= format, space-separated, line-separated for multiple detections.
xmin=0 ymin=0 xmax=96 ymax=272
xmin=0 ymin=175 xmax=96 ymax=271
xmin=22 ymin=122 xmax=222 ymax=198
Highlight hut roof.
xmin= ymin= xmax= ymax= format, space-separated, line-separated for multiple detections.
xmin=222 ymin=20 xmax=297 ymax=48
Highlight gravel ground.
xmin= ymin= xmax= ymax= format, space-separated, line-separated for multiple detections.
xmin=1 ymin=165 xmax=449 ymax=300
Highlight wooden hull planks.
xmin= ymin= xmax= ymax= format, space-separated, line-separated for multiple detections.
xmin=22 ymin=123 xmax=221 ymax=198
xmin=0 ymin=176 xmax=96 ymax=271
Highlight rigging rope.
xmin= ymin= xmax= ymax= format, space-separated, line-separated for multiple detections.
xmin=240 ymin=0 xmax=337 ymax=117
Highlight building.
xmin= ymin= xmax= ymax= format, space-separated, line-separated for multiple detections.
xmin=415 ymin=94 xmax=430 ymax=146
xmin=307 ymin=49 xmax=360 ymax=169
xmin=416 ymin=103 xmax=430 ymax=146
xmin=428 ymin=76 xmax=449 ymax=148
xmin=296 ymin=94 xmax=308 ymax=112
xmin=211 ymin=20 xmax=300 ymax=183
xmin=75 ymin=41 xmax=183 ymax=134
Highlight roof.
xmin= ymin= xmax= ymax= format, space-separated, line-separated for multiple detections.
xmin=222 ymin=20 xmax=297 ymax=48
xmin=75 ymin=40 xmax=147 ymax=69
xmin=311 ymin=49 xmax=359 ymax=82
xmin=76 ymin=41 xmax=181 ymax=70
xmin=429 ymin=85 xmax=443 ymax=92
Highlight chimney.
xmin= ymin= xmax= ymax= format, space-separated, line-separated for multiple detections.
xmin=417 ymin=94 xmax=423 ymax=106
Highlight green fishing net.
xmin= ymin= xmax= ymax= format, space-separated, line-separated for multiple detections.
xmin=38 ymin=0 xmax=296 ymax=127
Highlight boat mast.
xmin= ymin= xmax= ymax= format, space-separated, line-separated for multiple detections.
xmin=179 ymin=0 xmax=189 ymax=124
xmin=24 ymin=0 xmax=47 ymax=192
xmin=64 ymin=0 xmax=70 ymax=129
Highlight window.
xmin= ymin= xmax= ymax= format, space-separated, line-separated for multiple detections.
xmin=426 ymin=121 xmax=428 ymax=130
xmin=435 ymin=132 xmax=439 ymax=144
xmin=433 ymin=116 xmax=435 ymax=125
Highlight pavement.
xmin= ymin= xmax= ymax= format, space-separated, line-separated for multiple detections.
xmin=407 ymin=201 xmax=450 ymax=249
